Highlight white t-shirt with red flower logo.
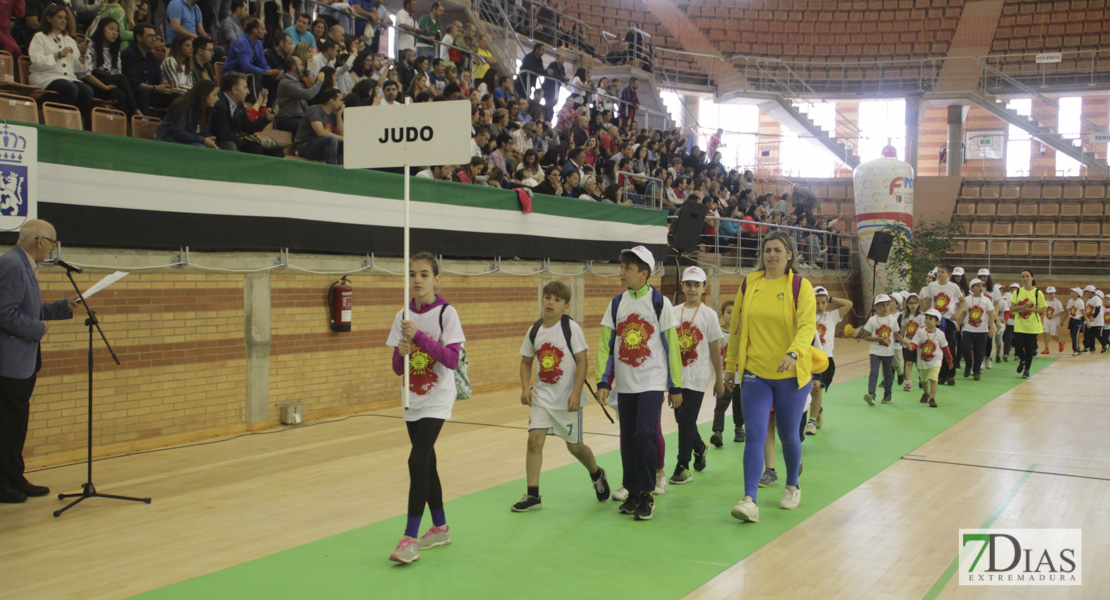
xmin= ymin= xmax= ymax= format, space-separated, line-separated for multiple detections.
xmin=1067 ymin=298 xmax=1084 ymax=321
xmin=911 ymin=327 xmax=948 ymax=368
xmin=815 ymin=310 xmax=842 ymax=357
xmin=600 ymin=290 xmax=679 ymax=394
xmin=962 ymin=295 xmax=996 ymax=333
xmin=923 ymin=281 xmax=963 ymax=320
xmin=387 ymin=304 xmax=466 ymax=422
xmin=899 ymin=312 xmax=925 ymax=346
xmin=1043 ymin=298 xmax=1063 ymax=326
xmin=863 ymin=313 xmax=900 ymax=357
xmin=672 ymin=303 xmax=723 ymax=393
xmin=520 ymin=319 xmax=589 ymax=410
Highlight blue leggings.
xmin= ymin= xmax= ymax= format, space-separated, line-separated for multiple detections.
xmin=740 ymin=372 xmax=811 ymax=500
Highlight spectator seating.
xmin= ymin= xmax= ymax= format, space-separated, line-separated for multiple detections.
xmin=131 ymin=115 xmax=162 ymax=140
xmin=91 ymin=107 xmax=128 ymax=136
xmin=0 ymin=92 xmax=38 ymax=123
xmin=987 ymin=1 xmax=1110 ymax=85
xmin=42 ymin=102 xmax=83 ymax=130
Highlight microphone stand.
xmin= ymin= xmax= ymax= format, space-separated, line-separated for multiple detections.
xmin=54 ymin=265 xmax=151 ymax=517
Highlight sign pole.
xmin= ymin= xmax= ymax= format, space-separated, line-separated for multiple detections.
xmin=403 ymin=162 xmax=411 ymax=411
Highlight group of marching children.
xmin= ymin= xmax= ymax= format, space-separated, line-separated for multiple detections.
xmin=385 ymin=247 xmax=1108 ymax=563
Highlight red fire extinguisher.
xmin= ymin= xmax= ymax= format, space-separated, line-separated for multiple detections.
xmin=328 ymin=276 xmax=353 ymax=332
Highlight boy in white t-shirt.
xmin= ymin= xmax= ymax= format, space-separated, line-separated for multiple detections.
xmin=955 ymin=278 xmax=996 ymax=380
xmin=1040 ymin=286 xmax=1065 ymax=355
xmin=1082 ymin=285 xmax=1102 ymax=353
xmin=861 ymin=294 xmax=899 ymax=405
xmin=596 ymin=246 xmax=684 ymax=521
xmin=920 ymin=264 xmax=965 ymax=387
xmin=668 ymin=267 xmax=724 ymax=485
xmin=909 ymin=309 xmax=952 ymax=407
xmin=513 ymin=280 xmax=611 ymax=513
xmin=806 ymin=286 xmax=852 ymax=434
xmin=1065 ymin=287 xmax=1085 ymax=356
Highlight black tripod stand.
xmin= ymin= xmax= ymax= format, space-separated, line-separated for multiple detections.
xmin=54 ymin=266 xmax=151 ymax=517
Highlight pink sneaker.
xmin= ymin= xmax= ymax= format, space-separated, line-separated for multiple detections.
xmin=389 ymin=536 xmax=420 ymax=564
xmin=417 ymin=525 xmax=451 ymax=550
xmin=902 ymin=381 xmax=912 ymax=392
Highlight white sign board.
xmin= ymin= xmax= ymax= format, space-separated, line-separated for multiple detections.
xmin=1089 ymin=132 xmax=1110 ymax=144
xmin=965 ymin=130 xmax=1006 ymax=160
xmin=343 ymin=101 xmax=473 ymax=169
xmin=1035 ymin=53 xmax=1063 ymax=64
xmin=0 ymin=123 xmax=36 ymax=232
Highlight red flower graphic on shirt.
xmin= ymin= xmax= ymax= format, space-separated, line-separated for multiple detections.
xmin=1014 ymin=298 xmax=1033 ymax=319
xmin=1086 ymin=304 xmax=1096 ymax=320
xmin=408 ymin=345 xmax=439 ymax=395
xmin=968 ymin=305 xmax=984 ymax=328
xmin=617 ymin=313 xmax=655 ymax=367
xmin=933 ymin=292 xmax=951 ymax=314
xmin=676 ymin=322 xmax=704 ymax=367
xmin=876 ymin=324 xmax=893 ymax=346
xmin=920 ymin=339 xmax=937 ymax=363
xmin=1004 ymin=309 xmax=1013 ymax=322
xmin=535 ymin=342 xmax=565 ymax=385
xmin=817 ymin=322 xmax=828 ymax=345
xmin=1046 ymin=306 xmax=1055 ymax=319
xmin=905 ymin=319 xmax=920 ymax=339
xmin=1070 ymin=305 xmax=1079 ymax=318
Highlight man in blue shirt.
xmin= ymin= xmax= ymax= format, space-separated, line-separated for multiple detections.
xmin=283 ymin=13 xmax=315 ymax=47
xmin=226 ymin=18 xmax=282 ymax=97
xmin=165 ymin=0 xmax=211 ymax=44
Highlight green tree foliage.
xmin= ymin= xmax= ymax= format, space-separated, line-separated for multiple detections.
xmin=880 ymin=220 xmax=966 ymax=292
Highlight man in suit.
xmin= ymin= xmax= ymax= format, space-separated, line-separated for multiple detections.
xmin=0 ymin=220 xmax=78 ymax=503
xmin=212 ymin=73 xmax=281 ymax=155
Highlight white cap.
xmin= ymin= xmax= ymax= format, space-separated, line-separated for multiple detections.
xmin=1097 ymin=290 xmax=1105 ymax=299
xmin=1003 ymin=291 xmax=1012 ymax=300
xmin=952 ymin=267 xmax=965 ymax=276
xmin=969 ymin=278 xmax=983 ymax=288
xmin=925 ymin=308 xmax=943 ymax=320
xmin=929 ymin=267 xmax=938 ymax=277
xmin=1071 ymin=287 xmax=1083 ymax=296
xmin=1046 ymin=286 xmax=1056 ymax=294
xmin=906 ymin=292 xmax=919 ymax=299
xmin=1084 ymin=285 xmax=1097 ymax=293
xmin=681 ymin=266 xmax=706 ymax=282
xmin=891 ymin=291 xmax=906 ymax=303
xmin=978 ymin=268 xmax=990 ymax=276
xmin=874 ymin=294 xmax=891 ymax=304
xmin=1010 ymin=282 xmax=1020 ymax=289
xmin=813 ymin=286 xmax=829 ymax=297
xmin=621 ymin=246 xmax=655 ymax=273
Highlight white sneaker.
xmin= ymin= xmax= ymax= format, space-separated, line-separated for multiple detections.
xmin=416 ymin=525 xmax=451 ymax=549
xmin=863 ymin=393 xmax=875 ymax=406
xmin=780 ymin=485 xmax=801 ymax=510
xmin=804 ymin=421 xmax=817 ymax=435
xmin=388 ymin=536 xmax=420 ymax=564
xmin=730 ymin=496 xmax=759 ymax=522
xmin=654 ymin=469 xmax=667 ymax=495
xmin=611 ymin=486 xmax=629 ymax=502
xmin=985 ymin=357 xmax=993 ymax=370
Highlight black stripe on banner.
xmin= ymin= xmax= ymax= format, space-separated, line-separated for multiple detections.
xmin=2 ymin=203 xmax=665 ymax=262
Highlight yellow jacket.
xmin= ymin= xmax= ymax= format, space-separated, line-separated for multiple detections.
xmin=724 ymin=269 xmax=817 ymax=390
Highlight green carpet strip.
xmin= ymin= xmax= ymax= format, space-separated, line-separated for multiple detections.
xmin=133 ymin=358 xmax=1055 ymax=600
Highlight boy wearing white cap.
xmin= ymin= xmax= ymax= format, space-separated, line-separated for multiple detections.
xmin=1066 ymin=287 xmax=1085 ymax=356
xmin=1082 ymin=286 xmax=1102 ymax=353
xmin=908 ymin=309 xmax=952 ymax=407
xmin=955 ymin=278 xmax=996 ymax=380
xmin=1000 ymin=284 xmax=1019 ymax=361
xmin=920 ymin=264 xmax=965 ymax=386
xmin=978 ymin=268 xmax=1002 ymax=369
xmin=861 ymin=295 xmax=899 ymax=405
xmin=669 ymin=266 xmax=724 ymax=485
xmin=1040 ymin=287 xmax=1064 ymax=355
xmin=807 ymin=286 xmax=853 ymax=434
xmin=597 ymin=246 xmax=684 ymax=521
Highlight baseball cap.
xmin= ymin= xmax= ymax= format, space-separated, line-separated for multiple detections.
xmin=978 ymin=268 xmax=990 ymax=276
xmin=969 ymin=278 xmax=983 ymax=288
xmin=905 ymin=292 xmax=919 ymax=299
xmin=952 ymin=267 xmax=965 ymax=276
xmin=929 ymin=267 xmax=938 ymax=277
xmin=1071 ymin=287 xmax=1083 ymax=296
xmin=925 ymin=308 xmax=942 ymax=320
xmin=1046 ymin=286 xmax=1056 ymax=294
xmin=1010 ymin=282 xmax=1020 ymax=289
xmin=681 ymin=266 xmax=706 ymax=282
xmin=1097 ymin=290 xmax=1105 ymax=299
xmin=813 ymin=286 xmax=829 ymax=297
xmin=874 ymin=294 xmax=891 ymax=304
xmin=621 ymin=246 xmax=655 ymax=273
xmin=1084 ymin=284 xmax=1097 ymax=293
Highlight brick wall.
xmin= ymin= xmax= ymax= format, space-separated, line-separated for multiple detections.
xmin=20 ymin=256 xmax=862 ymax=470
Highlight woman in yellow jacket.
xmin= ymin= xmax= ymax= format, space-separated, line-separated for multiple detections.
xmin=724 ymin=230 xmax=817 ymax=523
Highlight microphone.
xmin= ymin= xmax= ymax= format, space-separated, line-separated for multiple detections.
xmin=52 ymin=259 xmax=83 ymax=274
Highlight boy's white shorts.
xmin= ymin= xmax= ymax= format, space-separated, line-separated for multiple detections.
xmin=529 ymin=406 xmax=584 ymax=444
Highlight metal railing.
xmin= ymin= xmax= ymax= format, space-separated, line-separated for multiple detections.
xmin=948 ymin=237 xmax=1106 ymax=276
xmin=615 ymin=170 xmax=663 ymax=209
xmin=668 ymin=215 xmax=858 ymax=274
xmin=979 ymin=49 xmax=1110 ymax=90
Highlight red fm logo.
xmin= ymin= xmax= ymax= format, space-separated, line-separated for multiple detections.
xmin=889 ymin=176 xmax=914 ymax=198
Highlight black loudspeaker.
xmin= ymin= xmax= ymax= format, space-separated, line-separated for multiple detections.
xmin=671 ymin=201 xmax=708 ymax=253
xmin=867 ymin=231 xmax=895 ymax=263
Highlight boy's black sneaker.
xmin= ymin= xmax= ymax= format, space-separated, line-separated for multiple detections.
xmin=633 ymin=492 xmax=654 ymax=521
xmin=511 ymin=494 xmax=542 ymax=512
xmin=693 ymin=445 xmax=707 ymax=472
xmin=618 ymin=495 xmax=638 ymax=515
xmin=881 ymin=395 xmax=892 ymax=404
xmin=710 ymin=432 xmax=723 ymax=448
xmin=592 ymin=467 xmax=611 ymax=502
xmin=734 ymin=427 xmax=746 ymax=443
xmin=973 ymin=373 xmax=981 ymax=380
xmin=1016 ymin=361 xmax=1025 ymax=374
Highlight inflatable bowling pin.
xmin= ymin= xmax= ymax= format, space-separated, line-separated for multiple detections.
xmin=853 ymin=145 xmax=914 ymax=297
